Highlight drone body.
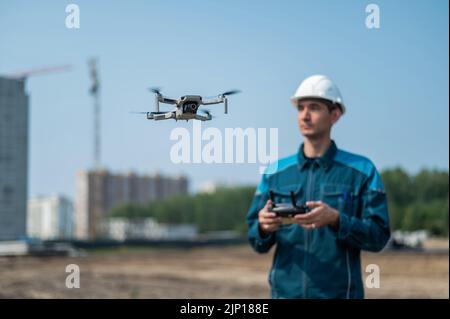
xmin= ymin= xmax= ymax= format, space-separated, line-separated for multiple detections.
xmin=135 ymin=88 xmax=240 ymax=122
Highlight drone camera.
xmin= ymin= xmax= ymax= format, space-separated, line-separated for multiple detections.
xmin=184 ymin=102 xmax=198 ymax=113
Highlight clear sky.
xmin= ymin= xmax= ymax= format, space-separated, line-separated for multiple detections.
xmin=0 ymin=0 xmax=448 ymax=199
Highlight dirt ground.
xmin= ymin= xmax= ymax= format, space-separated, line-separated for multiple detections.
xmin=0 ymin=242 xmax=448 ymax=299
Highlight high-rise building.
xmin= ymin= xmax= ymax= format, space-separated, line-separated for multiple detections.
xmin=0 ymin=77 xmax=28 ymax=241
xmin=75 ymin=170 xmax=188 ymax=240
xmin=27 ymin=195 xmax=74 ymax=240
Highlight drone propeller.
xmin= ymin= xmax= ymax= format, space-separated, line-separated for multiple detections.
xmin=203 ymin=89 xmax=241 ymax=100
xmin=149 ymin=87 xmax=162 ymax=95
xmin=129 ymin=111 xmax=167 ymax=115
xmin=200 ymin=109 xmax=215 ymax=118
xmin=220 ymin=89 xmax=241 ymax=96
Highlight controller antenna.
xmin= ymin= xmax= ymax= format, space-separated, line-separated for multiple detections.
xmin=290 ymin=191 xmax=297 ymax=208
xmin=269 ymin=190 xmax=276 ymax=207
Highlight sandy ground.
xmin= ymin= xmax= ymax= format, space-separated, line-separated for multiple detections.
xmin=0 ymin=243 xmax=448 ymax=299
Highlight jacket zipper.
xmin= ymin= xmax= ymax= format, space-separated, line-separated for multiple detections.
xmin=270 ymin=246 xmax=279 ymax=292
xmin=338 ymin=192 xmax=353 ymax=299
xmin=346 ymin=249 xmax=352 ymax=299
xmin=341 ymin=193 xmax=352 ymax=298
xmin=304 ymin=162 xmax=316 ymax=298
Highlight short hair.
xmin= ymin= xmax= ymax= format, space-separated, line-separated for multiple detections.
xmin=324 ymin=101 xmax=342 ymax=114
xmin=298 ymin=98 xmax=343 ymax=114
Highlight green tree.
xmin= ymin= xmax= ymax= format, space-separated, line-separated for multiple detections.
xmin=109 ymin=169 xmax=449 ymax=236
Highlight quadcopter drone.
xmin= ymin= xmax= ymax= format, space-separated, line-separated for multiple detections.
xmin=133 ymin=88 xmax=241 ymax=121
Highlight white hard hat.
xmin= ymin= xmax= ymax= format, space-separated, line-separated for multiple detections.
xmin=291 ymin=75 xmax=346 ymax=114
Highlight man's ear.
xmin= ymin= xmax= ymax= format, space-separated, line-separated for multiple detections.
xmin=330 ymin=108 xmax=342 ymax=125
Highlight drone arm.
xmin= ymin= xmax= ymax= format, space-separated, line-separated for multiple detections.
xmin=201 ymin=96 xmax=224 ymax=105
xmin=158 ymin=96 xmax=177 ymax=104
xmin=202 ymin=96 xmax=228 ymax=114
xmin=149 ymin=111 xmax=176 ymax=121
xmin=194 ymin=113 xmax=212 ymax=121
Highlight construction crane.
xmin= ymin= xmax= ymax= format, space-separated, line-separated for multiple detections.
xmin=7 ymin=65 xmax=72 ymax=80
xmin=6 ymin=62 xmax=101 ymax=171
xmin=88 ymin=58 xmax=101 ymax=170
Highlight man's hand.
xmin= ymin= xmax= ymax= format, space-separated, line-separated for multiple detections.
xmin=292 ymin=201 xmax=340 ymax=230
xmin=258 ymin=200 xmax=282 ymax=235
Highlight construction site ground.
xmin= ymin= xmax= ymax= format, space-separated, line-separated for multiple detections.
xmin=0 ymin=239 xmax=448 ymax=299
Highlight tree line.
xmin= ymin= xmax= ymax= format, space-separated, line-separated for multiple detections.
xmin=111 ymin=168 xmax=449 ymax=236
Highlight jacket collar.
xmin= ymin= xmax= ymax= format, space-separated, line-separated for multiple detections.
xmin=298 ymin=140 xmax=337 ymax=171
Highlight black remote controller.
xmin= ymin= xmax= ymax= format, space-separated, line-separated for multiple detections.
xmin=268 ymin=189 xmax=309 ymax=217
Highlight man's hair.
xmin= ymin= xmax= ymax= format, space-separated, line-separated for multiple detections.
xmin=323 ymin=100 xmax=342 ymax=114
xmin=299 ymin=98 xmax=343 ymax=114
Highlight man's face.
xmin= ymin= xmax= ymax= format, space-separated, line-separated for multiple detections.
xmin=296 ymin=99 xmax=341 ymax=139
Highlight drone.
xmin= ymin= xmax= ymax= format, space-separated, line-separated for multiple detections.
xmin=133 ymin=88 xmax=240 ymax=121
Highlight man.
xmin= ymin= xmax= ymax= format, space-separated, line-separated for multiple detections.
xmin=246 ymin=75 xmax=390 ymax=299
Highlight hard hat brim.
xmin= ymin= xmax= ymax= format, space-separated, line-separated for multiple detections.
xmin=290 ymin=95 xmax=345 ymax=114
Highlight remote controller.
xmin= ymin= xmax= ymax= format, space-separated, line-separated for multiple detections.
xmin=268 ymin=189 xmax=310 ymax=217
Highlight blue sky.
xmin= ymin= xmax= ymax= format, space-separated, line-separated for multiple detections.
xmin=0 ymin=0 xmax=448 ymax=199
